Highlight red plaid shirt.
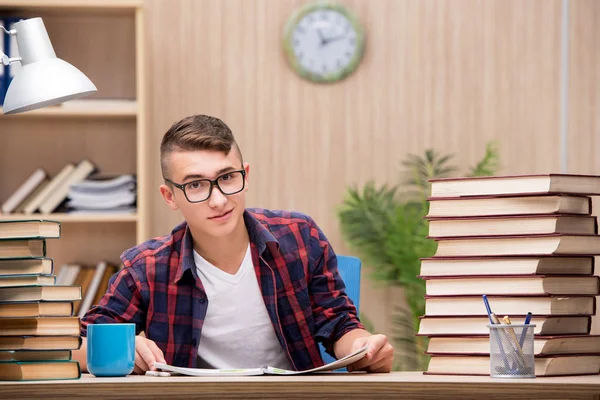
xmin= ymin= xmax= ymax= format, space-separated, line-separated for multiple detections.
xmin=81 ymin=208 xmax=363 ymax=370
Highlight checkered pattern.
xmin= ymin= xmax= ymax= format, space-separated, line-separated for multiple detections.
xmin=81 ymin=208 xmax=363 ymax=370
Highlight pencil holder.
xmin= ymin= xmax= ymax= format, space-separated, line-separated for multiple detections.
xmin=488 ymin=324 xmax=536 ymax=378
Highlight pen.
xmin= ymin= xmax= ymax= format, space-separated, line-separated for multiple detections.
xmin=519 ymin=312 xmax=533 ymax=347
xmin=502 ymin=315 xmax=527 ymax=369
xmin=482 ymin=295 xmax=511 ymax=370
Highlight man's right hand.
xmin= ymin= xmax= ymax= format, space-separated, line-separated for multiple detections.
xmin=134 ymin=335 xmax=166 ymax=374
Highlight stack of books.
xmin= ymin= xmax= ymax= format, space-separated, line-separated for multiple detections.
xmin=66 ymin=174 xmax=136 ymax=214
xmin=0 ymin=220 xmax=82 ymax=381
xmin=418 ymin=174 xmax=600 ymax=377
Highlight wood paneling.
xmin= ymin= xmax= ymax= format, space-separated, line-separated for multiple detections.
xmin=144 ymin=0 xmax=568 ymax=337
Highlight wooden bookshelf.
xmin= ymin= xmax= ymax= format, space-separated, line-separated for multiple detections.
xmin=0 ymin=1 xmax=147 ymax=270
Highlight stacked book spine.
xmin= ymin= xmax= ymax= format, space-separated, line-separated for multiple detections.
xmin=0 ymin=220 xmax=82 ymax=381
xmin=418 ymin=174 xmax=600 ymax=377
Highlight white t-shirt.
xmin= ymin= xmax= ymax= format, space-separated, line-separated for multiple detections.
xmin=194 ymin=245 xmax=292 ymax=370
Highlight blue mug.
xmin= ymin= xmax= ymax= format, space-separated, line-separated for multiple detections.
xmin=87 ymin=323 xmax=135 ymax=377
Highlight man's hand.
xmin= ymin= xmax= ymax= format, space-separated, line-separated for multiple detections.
xmin=346 ymin=334 xmax=394 ymax=373
xmin=133 ymin=335 xmax=166 ymax=374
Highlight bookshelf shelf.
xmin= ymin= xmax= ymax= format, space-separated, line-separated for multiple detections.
xmin=0 ymin=100 xmax=138 ymax=118
xmin=0 ymin=1 xmax=147 ymax=270
xmin=0 ymin=213 xmax=138 ymax=223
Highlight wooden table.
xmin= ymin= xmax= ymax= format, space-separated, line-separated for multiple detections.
xmin=1 ymin=372 xmax=599 ymax=399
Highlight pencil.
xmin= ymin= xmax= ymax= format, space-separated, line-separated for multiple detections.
xmin=503 ymin=315 xmax=527 ymax=369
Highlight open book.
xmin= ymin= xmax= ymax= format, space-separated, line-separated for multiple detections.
xmin=152 ymin=344 xmax=368 ymax=376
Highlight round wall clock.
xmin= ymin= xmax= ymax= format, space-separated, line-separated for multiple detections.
xmin=283 ymin=2 xmax=365 ymax=83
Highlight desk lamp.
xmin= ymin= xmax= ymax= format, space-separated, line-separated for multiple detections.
xmin=0 ymin=17 xmax=96 ymax=114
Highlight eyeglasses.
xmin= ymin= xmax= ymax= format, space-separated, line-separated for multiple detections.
xmin=164 ymin=169 xmax=246 ymax=203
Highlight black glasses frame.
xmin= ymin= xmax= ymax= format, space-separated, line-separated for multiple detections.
xmin=164 ymin=169 xmax=246 ymax=203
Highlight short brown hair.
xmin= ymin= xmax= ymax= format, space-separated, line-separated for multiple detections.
xmin=160 ymin=115 xmax=242 ymax=179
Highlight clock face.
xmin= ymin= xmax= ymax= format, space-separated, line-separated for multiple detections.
xmin=283 ymin=3 xmax=365 ymax=83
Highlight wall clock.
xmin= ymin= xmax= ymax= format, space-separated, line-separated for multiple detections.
xmin=283 ymin=2 xmax=365 ymax=83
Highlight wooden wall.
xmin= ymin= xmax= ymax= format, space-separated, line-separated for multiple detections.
xmin=143 ymin=0 xmax=599 ymax=335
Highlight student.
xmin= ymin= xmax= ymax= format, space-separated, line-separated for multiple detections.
xmin=75 ymin=115 xmax=394 ymax=374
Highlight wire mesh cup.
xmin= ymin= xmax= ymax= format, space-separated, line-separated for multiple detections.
xmin=488 ymin=324 xmax=536 ymax=378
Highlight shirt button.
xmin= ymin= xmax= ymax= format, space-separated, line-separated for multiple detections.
xmin=198 ymin=296 xmax=206 ymax=303
xmin=192 ymin=339 xmax=197 ymax=347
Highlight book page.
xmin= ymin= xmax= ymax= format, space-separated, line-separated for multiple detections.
xmin=264 ymin=344 xmax=369 ymax=375
xmin=152 ymin=344 xmax=369 ymax=377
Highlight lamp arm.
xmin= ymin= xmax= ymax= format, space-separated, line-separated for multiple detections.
xmin=0 ymin=25 xmax=21 ymax=66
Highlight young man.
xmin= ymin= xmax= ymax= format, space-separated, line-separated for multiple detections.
xmin=76 ymin=115 xmax=394 ymax=374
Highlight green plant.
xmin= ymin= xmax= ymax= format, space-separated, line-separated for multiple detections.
xmin=338 ymin=141 xmax=500 ymax=370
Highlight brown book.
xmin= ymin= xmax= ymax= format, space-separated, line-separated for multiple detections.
xmin=427 ymin=214 xmax=597 ymax=238
xmin=0 ymin=350 xmax=71 ymax=362
xmin=0 ymin=360 xmax=80 ymax=381
xmin=426 ymin=335 xmax=600 ymax=356
xmin=426 ymin=194 xmax=592 ymax=217
xmin=0 ymin=258 xmax=53 ymax=276
xmin=0 ymin=336 xmax=81 ymax=351
xmin=426 ymin=354 xmax=600 ymax=376
xmin=432 ymin=234 xmax=600 ymax=257
xmin=419 ymin=256 xmax=594 ymax=276
xmin=0 ymin=274 xmax=55 ymax=287
xmin=417 ymin=315 xmax=591 ymax=336
xmin=92 ymin=263 xmax=118 ymax=306
xmin=0 ymin=317 xmax=80 ymax=336
xmin=0 ymin=286 xmax=81 ymax=302
xmin=0 ymin=301 xmax=74 ymax=318
xmin=0 ymin=239 xmax=45 ymax=258
xmin=73 ymin=267 xmax=96 ymax=315
xmin=421 ymin=275 xmax=600 ymax=296
xmin=0 ymin=220 xmax=60 ymax=240
xmin=429 ymin=174 xmax=600 ymax=197
xmin=424 ymin=295 xmax=596 ymax=316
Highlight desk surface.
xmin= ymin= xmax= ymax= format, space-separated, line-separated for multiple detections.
xmin=1 ymin=372 xmax=599 ymax=399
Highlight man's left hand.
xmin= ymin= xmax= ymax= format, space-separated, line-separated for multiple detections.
xmin=346 ymin=334 xmax=394 ymax=373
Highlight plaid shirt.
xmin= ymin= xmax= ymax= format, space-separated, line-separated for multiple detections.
xmin=81 ymin=208 xmax=363 ymax=371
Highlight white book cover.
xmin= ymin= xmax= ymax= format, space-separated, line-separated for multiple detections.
xmin=39 ymin=160 xmax=95 ymax=214
xmin=1 ymin=168 xmax=47 ymax=214
xmin=23 ymin=164 xmax=75 ymax=215
xmin=77 ymin=261 xmax=107 ymax=318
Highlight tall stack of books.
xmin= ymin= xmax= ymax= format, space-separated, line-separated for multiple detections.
xmin=418 ymin=174 xmax=600 ymax=377
xmin=0 ymin=220 xmax=82 ymax=381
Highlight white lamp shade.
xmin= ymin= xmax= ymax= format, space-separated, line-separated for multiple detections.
xmin=3 ymin=58 xmax=97 ymax=114
xmin=2 ymin=17 xmax=97 ymax=115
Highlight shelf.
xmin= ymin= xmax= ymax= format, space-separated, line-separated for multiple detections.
xmin=0 ymin=0 xmax=142 ymax=9
xmin=0 ymin=100 xmax=137 ymax=118
xmin=0 ymin=213 xmax=138 ymax=223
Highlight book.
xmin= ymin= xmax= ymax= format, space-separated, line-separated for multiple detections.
xmin=0 ymin=258 xmax=53 ymax=276
xmin=424 ymin=295 xmax=596 ymax=316
xmin=0 ymin=239 xmax=45 ymax=258
xmin=0 ymin=350 xmax=71 ymax=362
xmin=426 ymin=214 xmax=597 ymax=238
xmin=425 ymin=354 xmax=600 ymax=376
xmin=0 ymin=336 xmax=81 ymax=351
xmin=77 ymin=260 xmax=109 ymax=317
xmin=0 ymin=317 xmax=80 ymax=336
xmin=419 ymin=256 xmax=594 ymax=276
xmin=0 ymin=285 xmax=81 ymax=302
xmin=0 ymin=360 xmax=81 ymax=381
xmin=14 ymin=180 xmax=49 ymax=214
xmin=421 ymin=275 xmax=600 ymax=296
xmin=0 ymin=220 xmax=60 ymax=240
xmin=22 ymin=164 xmax=75 ymax=215
xmin=426 ymin=194 xmax=592 ymax=217
xmin=417 ymin=315 xmax=591 ymax=336
xmin=153 ymin=344 xmax=368 ymax=376
xmin=426 ymin=335 xmax=600 ymax=356
xmin=0 ymin=301 xmax=74 ymax=317
xmin=1 ymin=169 xmax=48 ymax=214
xmin=72 ymin=267 xmax=95 ymax=314
xmin=0 ymin=274 xmax=56 ymax=287
xmin=39 ymin=159 xmax=96 ymax=214
xmin=432 ymin=234 xmax=600 ymax=257
xmin=429 ymin=174 xmax=600 ymax=197
xmin=92 ymin=263 xmax=118 ymax=305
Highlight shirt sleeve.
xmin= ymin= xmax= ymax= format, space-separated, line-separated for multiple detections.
xmin=306 ymin=217 xmax=364 ymax=356
xmin=79 ymin=266 xmax=147 ymax=337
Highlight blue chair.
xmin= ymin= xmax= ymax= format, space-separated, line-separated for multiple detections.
xmin=318 ymin=255 xmax=361 ymax=368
